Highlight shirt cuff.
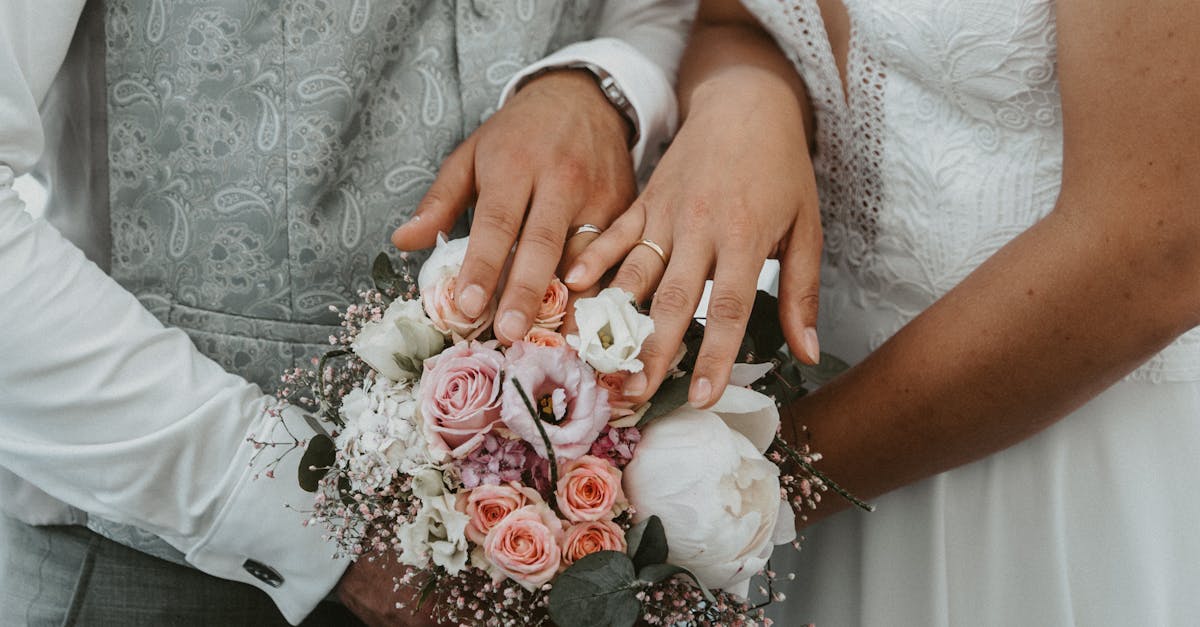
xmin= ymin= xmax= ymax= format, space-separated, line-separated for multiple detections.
xmin=184 ymin=405 xmax=350 ymax=624
xmin=500 ymin=37 xmax=678 ymax=174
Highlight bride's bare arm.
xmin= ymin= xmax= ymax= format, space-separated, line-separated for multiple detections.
xmin=788 ymin=1 xmax=1200 ymax=523
xmin=568 ymin=0 xmax=823 ymax=405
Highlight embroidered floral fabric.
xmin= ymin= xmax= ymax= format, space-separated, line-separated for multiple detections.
xmin=745 ymin=0 xmax=1200 ymax=381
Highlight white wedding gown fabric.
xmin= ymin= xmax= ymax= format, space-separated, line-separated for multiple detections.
xmin=742 ymin=1 xmax=1200 ymax=625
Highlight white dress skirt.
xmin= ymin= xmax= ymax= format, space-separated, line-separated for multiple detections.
xmin=738 ymin=0 xmax=1200 ymax=624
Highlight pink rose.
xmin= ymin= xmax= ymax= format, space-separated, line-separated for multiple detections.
xmin=562 ymin=519 xmax=627 ymax=565
xmin=420 ymin=341 xmax=505 ymax=460
xmin=524 ymin=327 xmax=567 ymax=348
xmin=483 ymin=504 xmax=564 ymax=589
xmin=533 ymin=278 xmax=569 ymax=330
xmin=500 ymin=342 xmax=610 ymax=460
xmin=457 ymin=482 xmax=543 ymax=545
xmin=424 ymin=276 xmax=495 ymax=342
xmin=555 ymin=455 xmax=627 ymax=522
xmin=595 ymin=372 xmax=646 ymax=424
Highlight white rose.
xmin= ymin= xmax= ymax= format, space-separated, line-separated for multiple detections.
xmin=336 ymin=378 xmax=430 ymax=490
xmin=397 ymin=492 xmax=472 ymax=575
xmin=416 ymin=234 xmax=469 ymax=293
xmin=567 ymin=288 xmax=655 ymax=374
xmin=351 ymin=298 xmax=445 ymax=382
xmin=622 ymin=385 xmax=796 ymax=598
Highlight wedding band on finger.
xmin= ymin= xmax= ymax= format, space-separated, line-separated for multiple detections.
xmin=569 ymin=224 xmax=604 ymax=240
xmin=636 ymin=238 xmax=669 ymax=265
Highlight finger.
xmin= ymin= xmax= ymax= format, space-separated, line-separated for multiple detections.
xmin=689 ymin=252 xmax=765 ymax=408
xmin=493 ymin=180 xmax=580 ymax=343
xmin=608 ymin=229 xmax=672 ymax=306
xmin=557 ymin=228 xmax=604 ymax=338
xmin=392 ymin=138 xmax=477 ymax=251
xmin=454 ymin=173 xmax=533 ymax=319
xmin=562 ymin=205 xmax=645 ymax=291
xmin=779 ymin=212 xmax=823 ymax=365
xmin=622 ymin=241 xmax=711 ymax=403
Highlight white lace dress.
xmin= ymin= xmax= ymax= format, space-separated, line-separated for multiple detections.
xmin=741 ymin=1 xmax=1200 ymax=625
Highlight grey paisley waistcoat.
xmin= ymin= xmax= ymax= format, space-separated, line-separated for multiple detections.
xmin=103 ymin=0 xmax=601 ymax=393
xmin=75 ymin=0 xmax=600 ymax=565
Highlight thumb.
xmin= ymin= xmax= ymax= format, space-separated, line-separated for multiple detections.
xmin=392 ymin=138 xmax=477 ymax=251
xmin=779 ymin=213 xmax=822 ymax=365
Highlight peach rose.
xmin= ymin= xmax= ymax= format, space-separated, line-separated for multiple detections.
xmin=595 ymin=372 xmax=648 ymax=427
xmin=533 ymin=278 xmax=569 ymax=330
xmin=424 ymin=275 xmax=494 ymax=342
xmin=555 ymin=455 xmax=627 ymax=523
xmin=482 ymin=504 xmax=564 ymax=590
xmin=419 ymin=340 xmax=505 ymax=460
xmin=457 ymin=482 xmax=543 ymax=545
xmin=524 ymin=327 xmax=567 ymax=348
xmin=562 ymin=519 xmax=627 ymax=565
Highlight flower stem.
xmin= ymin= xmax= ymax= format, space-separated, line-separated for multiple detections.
xmin=773 ymin=435 xmax=875 ymax=512
xmin=511 ymin=378 xmax=559 ymax=497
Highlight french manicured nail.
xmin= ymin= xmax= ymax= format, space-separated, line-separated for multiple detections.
xmin=689 ymin=377 xmax=712 ymax=408
xmin=497 ymin=310 xmax=527 ymax=342
xmin=459 ymin=284 xmax=487 ymax=318
xmin=802 ymin=327 xmax=821 ymax=364
xmin=564 ymin=264 xmax=586 ymax=287
xmin=623 ymin=371 xmax=648 ymax=397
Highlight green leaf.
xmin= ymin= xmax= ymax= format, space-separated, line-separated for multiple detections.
xmin=625 ymin=515 xmax=668 ymax=571
xmin=744 ymin=291 xmax=785 ymax=358
xmin=302 ymin=413 xmax=330 ymax=439
xmin=636 ymin=563 xmax=717 ymax=604
xmin=548 ymin=551 xmax=641 ymax=627
xmin=791 ymin=351 xmax=851 ymax=387
xmin=297 ymin=434 xmax=335 ymax=492
xmin=635 ymin=374 xmax=692 ymax=428
xmin=371 ymin=253 xmax=399 ymax=293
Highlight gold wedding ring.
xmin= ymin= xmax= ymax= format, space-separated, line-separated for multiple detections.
xmin=568 ymin=224 xmax=604 ymax=240
xmin=636 ymin=238 xmax=669 ymax=265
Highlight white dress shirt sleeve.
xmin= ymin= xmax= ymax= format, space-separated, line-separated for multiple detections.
xmin=501 ymin=0 xmax=697 ymax=173
xmin=0 ymin=2 xmax=347 ymax=623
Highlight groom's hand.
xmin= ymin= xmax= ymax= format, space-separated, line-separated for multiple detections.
xmin=392 ymin=69 xmax=636 ymax=343
xmin=336 ymin=555 xmax=440 ymax=627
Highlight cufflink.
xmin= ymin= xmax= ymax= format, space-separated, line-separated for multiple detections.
xmin=243 ymin=559 xmax=284 ymax=588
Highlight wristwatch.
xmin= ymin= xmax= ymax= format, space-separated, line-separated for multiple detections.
xmin=515 ymin=61 xmax=641 ymax=148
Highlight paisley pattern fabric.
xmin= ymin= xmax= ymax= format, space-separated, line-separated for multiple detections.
xmin=745 ymin=0 xmax=1200 ymax=381
xmin=102 ymin=0 xmax=601 ymax=393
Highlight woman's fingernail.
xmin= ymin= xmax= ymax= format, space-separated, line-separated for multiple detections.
xmin=623 ymin=372 xmax=648 ymax=397
xmin=802 ymin=327 xmax=821 ymax=364
xmin=564 ymin=264 xmax=585 ymax=286
xmin=497 ymin=310 xmax=528 ymax=342
xmin=459 ymin=284 xmax=487 ymax=318
xmin=689 ymin=377 xmax=713 ymax=408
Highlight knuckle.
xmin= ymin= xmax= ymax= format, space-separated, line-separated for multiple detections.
xmin=460 ymin=255 xmax=503 ymax=283
xmin=520 ymin=222 xmax=564 ymax=254
xmin=417 ymin=187 xmax=449 ymax=213
xmin=652 ymin=284 xmax=694 ymax=316
xmin=474 ymin=209 xmax=521 ymax=239
xmin=613 ymin=261 xmax=653 ymax=291
xmin=506 ymin=280 xmax=546 ymax=306
xmin=707 ymin=293 xmax=751 ymax=324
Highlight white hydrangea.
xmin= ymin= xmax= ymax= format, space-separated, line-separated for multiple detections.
xmin=335 ymin=376 xmax=431 ymax=491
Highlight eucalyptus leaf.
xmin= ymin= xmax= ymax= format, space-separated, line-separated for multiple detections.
xmin=548 ymin=551 xmax=641 ymax=627
xmin=371 ymin=252 xmax=399 ymax=293
xmin=791 ymin=351 xmax=851 ymax=387
xmin=627 ymin=515 xmax=668 ymax=571
xmin=302 ymin=413 xmax=330 ymax=439
xmin=635 ymin=374 xmax=692 ymax=428
xmin=297 ymin=434 xmax=335 ymax=492
xmin=636 ymin=563 xmax=717 ymax=604
xmin=744 ymin=291 xmax=785 ymax=357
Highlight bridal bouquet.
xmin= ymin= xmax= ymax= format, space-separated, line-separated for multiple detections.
xmin=262 ymin=236 xmax=865 ymax=626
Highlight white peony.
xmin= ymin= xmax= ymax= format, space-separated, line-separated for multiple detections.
xmin=567 ymin=288 xmax=655 ymax=374
xmin=396 ymin=491 xmax=472 ymax=575
xmin=336 ymin=377 xmax=431 ymax=491
xmin=351 ymin=298 xmax=445 ymax=382
xmin=621 ymin=385 xmax=796 ymax=597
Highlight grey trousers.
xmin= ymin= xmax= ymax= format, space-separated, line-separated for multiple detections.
xmin=0 ymin=517 xmax=362 ymax=627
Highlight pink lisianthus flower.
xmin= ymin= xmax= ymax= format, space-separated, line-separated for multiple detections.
xmin=562 ymin=519 xmax=627 ymax=565
xmin=533 ymin=278 xmax=569 ymax=330
xmin=419 ymin=340 xmax=505 ymax=460
xmin=500 ymin=342 xmax=610 ymax=460
xmin=555 ymin=455 xmax=627 ymax=523
xmin=482 ymin=504 xmax=565 ymax=590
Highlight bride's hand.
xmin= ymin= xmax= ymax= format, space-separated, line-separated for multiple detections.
xmin=390 ymin=69 xmax=635 ymax=344
xmin=565 ymin=63 xmax=822 ymax=407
